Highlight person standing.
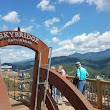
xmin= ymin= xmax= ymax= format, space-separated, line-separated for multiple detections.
xmin=57 ymin=65 xmax=67 ymax=78
xmin=50 ymin=66 xmax=55 ymax=95
xmin=75 ymin=62 xmax=89 ymax=95
xmin=57 ymin=65 xmax=67 ymax=101
xmin=51 ymin=66 xmax=61 ymax=104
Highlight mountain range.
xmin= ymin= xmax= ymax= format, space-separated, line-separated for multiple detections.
xmin=2 ymin=49 xmax=110 ymax=79
xmin=69 ymin=49 xmax=110 ymax=61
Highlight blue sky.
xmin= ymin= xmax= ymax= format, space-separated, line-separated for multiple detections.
xmin=0 ymin=0 xmax=110 ymax=63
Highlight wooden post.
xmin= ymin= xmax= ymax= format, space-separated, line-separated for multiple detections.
xmin=97 ymin=79 xmax=102 ymax=109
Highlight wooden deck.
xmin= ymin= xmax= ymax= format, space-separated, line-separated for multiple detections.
xmin=58 ymin=96 xmax=100 ymax=110
xmin=9 ymin=98 xmax=29 ymax=110
xmin=9 ymin=97 xmax=100 ymax=110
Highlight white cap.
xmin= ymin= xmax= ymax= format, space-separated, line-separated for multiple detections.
xmin=75 ymin=62 xmax=81 ymax=65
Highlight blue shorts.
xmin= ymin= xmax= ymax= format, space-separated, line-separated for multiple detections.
xmin=78 ymin=80 xmax=86 ymax=94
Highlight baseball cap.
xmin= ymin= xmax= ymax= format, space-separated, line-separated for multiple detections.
xmin=75 ymin=62 xmax=81 ymax=65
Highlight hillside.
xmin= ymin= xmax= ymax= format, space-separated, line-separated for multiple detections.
xmin=2 ymin=56 xmax=110 ymax=79
xmin=2 ymin=59 xmax=34 ymax=71
xmin=2 ymin=49 xmax=110 ymax=79
xmin=69 ymin=49 xmax=110 ymax=61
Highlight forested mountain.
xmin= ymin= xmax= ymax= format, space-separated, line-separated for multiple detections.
xmin=2 ymin=49 xmax=110 ymax=79
xmin=69 ymin=49 xmax=110 ymax=61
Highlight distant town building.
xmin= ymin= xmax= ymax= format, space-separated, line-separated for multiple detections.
xmin=95 ymin=75 xmax=104 ymax=80
xmin=1 ymin=65 xmax=12 ymax=72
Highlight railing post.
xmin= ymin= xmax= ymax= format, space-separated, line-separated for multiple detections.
xmin=8 ymin=76 xmax=9 ymax=95
xmin=14 ymin=76 xmax=15 ymax=99
xmin=97 ymin=79 xmax=102 ymax=109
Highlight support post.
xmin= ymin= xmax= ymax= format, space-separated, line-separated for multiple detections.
xmin=97 ymin=79 xmax=102 ymax=109
xmin=30 ymin=52 xmax=39 ymax=110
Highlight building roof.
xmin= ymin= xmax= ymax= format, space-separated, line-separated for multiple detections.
xmin=1 ymin=65 xmax=12 ymax=69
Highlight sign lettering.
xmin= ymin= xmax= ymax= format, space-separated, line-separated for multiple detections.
xmin=0 ymin=31 xmax=39 ymax=45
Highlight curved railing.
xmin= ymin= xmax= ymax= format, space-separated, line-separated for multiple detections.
xmin=2 ymin=68 xmax=105 ymax=110
xmin=40 ymin=67 xmax=94 ymax=110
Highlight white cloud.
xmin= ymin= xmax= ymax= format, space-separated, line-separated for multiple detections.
xmin=44 ymin=17 xmax=60 ymax=27
xmin=52 ymin=31 xmax=110 ymax=57
xmin=0 ymin=15 xmax=2 ymax=20
xmin=72 ymin=31 xmax=110 ymax=52
xmin=72 ymin=32 xmax=100 ymax=45
xmin=98 ymin=31 xmax=110 ymax=44
xmin=61 ymin=14 xmax=80 ymax=30
xmin=1 ymin=47 xmax=35 ymax=63
xmin=21 ymin=26 xmax=33 ymax=32
xmin=59 ymin=0 xmax=110 ymax=12
xmin=14 ymin=26 xmax=33 ymax=33
xmin=58 ymin=39 xmax=72 ymax=46
xmin=52 ymin=37 xmax=59 ymax=42
xmin=52 ymin=39 xmax=74 ymax=56
xmin=49 ymin=14 xmax=80 ymax=35
xmin=2 ymin=11 xmax=20 ymax=23
xmin=1 ymin=31 xmax=110 ymax=61
xmin=8 ymin=53 xmax=17 ymax=59
xmin=50 ymin=26 xmax=59 ymax=34
xmin=59 ymin=0 xmax=64 ymax=2
xmin=3 ymin=25 xmax=8 ymax=30
xmin=17 ymin=50 xmax=31 ymax=57
xmin=37 ymin=0 xmax=55 ymax=11
xmin=86 ymin=0 xmax=110 ymax=12
xmin=53 ymin=43 xmax=75 ymax=56
xmin=59 ymin=0 xmax=85 ymax=4
xmin=44 ymin=39 xmax=51 ymax=43
xmin=30 ymin=18 xmax=36 ymax=23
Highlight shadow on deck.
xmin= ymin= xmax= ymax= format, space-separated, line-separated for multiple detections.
xmin=9 ymin=98 xmax=29 ymax=110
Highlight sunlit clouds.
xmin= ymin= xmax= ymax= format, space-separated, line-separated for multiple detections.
xmin=1 ymin=11 xmax=20 ymax=23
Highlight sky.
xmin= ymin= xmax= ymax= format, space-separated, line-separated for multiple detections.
xmin=0 ymin=0 xmax=110 ymax=63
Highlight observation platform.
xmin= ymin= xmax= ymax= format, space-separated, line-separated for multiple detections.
xmin=0 ymin=28 xmax=102 ymax=110
xmin=9 ymin=98 xmax=29 ymax=110
xmin=9 ymin=97 xmax=99 ymax=110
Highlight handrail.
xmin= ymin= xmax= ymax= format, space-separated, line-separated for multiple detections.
xmin=66 ymin=76 xmax=110 ymax=110
xmin=2 ymin=72 xmax=110 ymax=110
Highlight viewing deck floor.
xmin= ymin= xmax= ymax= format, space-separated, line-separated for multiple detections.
xmin=10 ymin=97 xmax=100 ymax=110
